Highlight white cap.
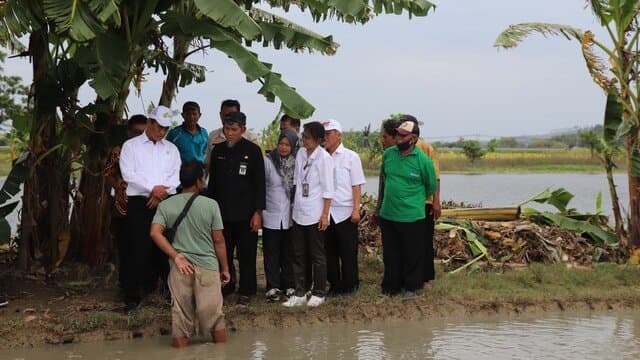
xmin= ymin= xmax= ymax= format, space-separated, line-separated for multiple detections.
xmin=148 ymin=105 xmax=173 ymax=127
xmin=322 ymin=119 xmax=342 ymax=133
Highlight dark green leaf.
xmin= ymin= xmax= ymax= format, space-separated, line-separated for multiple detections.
xmin=603 ymin=91 xmax=623 ymax=143
xmin=0 ymin=218 xmax=10 ymax=244
xmin=0 ymin=151 xmax=28 ymax=205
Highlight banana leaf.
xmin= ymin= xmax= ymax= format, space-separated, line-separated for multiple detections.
xmin=518 ymin=187 xmax=574 ymax=212
xmin=522 ymin=209 xmax=618 ymax=247
xmin=436 ymin=221 xmax=492 ymax=260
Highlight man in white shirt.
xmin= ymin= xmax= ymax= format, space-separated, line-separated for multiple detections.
xmin=119 ymin=105 xmax=181 ymax=312
xmin=322 ymin=119 xmax=366 ymax=295
xmin=204 ymin=99 xmax=259 ymax=170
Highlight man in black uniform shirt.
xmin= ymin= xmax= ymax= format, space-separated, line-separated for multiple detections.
xmin=206 ymin=111 xmax=265 ymax=305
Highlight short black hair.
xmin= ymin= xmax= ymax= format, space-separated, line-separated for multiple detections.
xmin=382 ymin=118 xmax=399 ymax=136
xmin=220 ymin=99 xmax=240 ymax=112
xmin=223 ymin=111 xmax=247 ymax=127
xmin=128 ymin=114 xmax=147 ymax=128
xmin=280 ymin=114 xmax=300 ymax=127
xmin=303 ymin=121 xmax=325 ymax=142
xmin=182 ymin=101 xmax=200 ymax=113
xmin=180 ymin=160 xmax=204 ymax=188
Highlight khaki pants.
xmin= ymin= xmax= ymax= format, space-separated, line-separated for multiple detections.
xmin=168 ymin=261 xmax=225 ymax=339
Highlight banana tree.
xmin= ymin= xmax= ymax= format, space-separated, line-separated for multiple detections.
xmin=495 ymin=1 xmax=640 ymax=249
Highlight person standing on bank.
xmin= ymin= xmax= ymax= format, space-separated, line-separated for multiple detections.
xmin=204 ymin=100 xmax=259 ymax=170
xmin=322 ymin=119 xmax=366 ymax=295
xmin=119 ymin=105 xmax=181 ymax=312
xmin=151 ymin=161 xmax=230 ymax=348
xmin=167 ymin=101 xmax=209 ymax=164
xmin=206 ymin=111 xmax=265 ymax=305
xmin=396 ymin=115 xmax=441 ymax=285
xmin=283 ymin=121 xmax=334 ymax=308
xmin=378 ymin=120 xmax=436 ymax=299
xmin=262 ymin=129 xmax=299 ymax=302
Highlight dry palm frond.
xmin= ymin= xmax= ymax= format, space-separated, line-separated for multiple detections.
xmin=494 ymin=22 xmax=583 ymax=49
xmin=581 ymin=31 xmax=617 ymax=91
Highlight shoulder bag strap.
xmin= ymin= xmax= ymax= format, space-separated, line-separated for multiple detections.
xmin=171 ymin=192 xmax=199 ymax=232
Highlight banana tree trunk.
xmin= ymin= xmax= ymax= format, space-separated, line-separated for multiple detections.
xmin=69 ymin=95 xmax=127 ymax=265
xmin=604 ymin=157 xmax=627 ymax=246
xmin=159 ymin=36 xmax=189 ymax=107
xmin=18 ymin=30 xmax=70 ymax=270
xmin=627 ymin=130 xmax=640 ymax=249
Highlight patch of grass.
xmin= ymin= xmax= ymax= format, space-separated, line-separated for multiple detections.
xmin=0 ymin=148 xmax=11 ymax=177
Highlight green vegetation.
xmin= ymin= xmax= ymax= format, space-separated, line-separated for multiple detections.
xmin=360 ymin=148 xmax=621 ymax=174
xmin=461 ymin=140 xmax=486 ymax=163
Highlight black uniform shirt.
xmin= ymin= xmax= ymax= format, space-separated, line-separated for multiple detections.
xmin=206 ymin=138 xmax=265 ymax=223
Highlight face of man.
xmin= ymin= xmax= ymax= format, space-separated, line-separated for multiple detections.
xmin=324 ymin=130 xmax=341 ymax=153
xmin=128 ymin=123 xmax=147 ymax=139
xmin=146 ymin=119 xmax=169 ymax=142
xmin=219 ymin=105 xmax=239 ymax=125
xmin=223 ymin=122 xmax=246 ymax=144
xmin=182 ymin=109 xmax=201 ymax=127
xmin=381 ymin=130 xmax=395 ymax=150
xmin=395 ymin=132 xmax=415 ymax=147
xmin=279 ymin=119 xmax=291 ymax=133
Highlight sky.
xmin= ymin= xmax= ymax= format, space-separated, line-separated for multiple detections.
xmin=2 ymin=0 xmax=611 ymax=140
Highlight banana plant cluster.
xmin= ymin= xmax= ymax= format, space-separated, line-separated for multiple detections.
xmin=494 ymin=0 xmax=640 ymax=249
xmin=0 ymin=0 xmax=435 ymax=267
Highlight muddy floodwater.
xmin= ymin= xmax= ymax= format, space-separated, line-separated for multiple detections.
xmin=3 ymin=311 xmax=640 ymax=359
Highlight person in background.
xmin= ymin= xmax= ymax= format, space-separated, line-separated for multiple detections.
xmin=106 ymin=114 xmax=148 ymax=298
xmin=150 ymin=161 xmax=230 ymax=348
xmin=167 ymin=101 xmax=209 ymax=164
xmin=119 ymin=105 xmax=181 ymax=313
xmin=279 ymin=114 xmax=301 ymax=135
xmin=205 ymin=100 xmax=259 ymax=169
xmin=283 ymin=121 xmax=334 ymax=308
xmin=397 ymin=115 xmax=441 ymax=286
xmin=206 ymin=111 xmax=265 ymax=306
xmin=322 ymin=119 xmax=366 ymax=295
xmin=378 ymin=120 xmax=436 ymax=299
xmin=262 ymin=129 xmax=299 ymax=302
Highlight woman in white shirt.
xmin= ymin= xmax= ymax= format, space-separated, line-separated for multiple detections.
xmin=283 ymin=122 xmax=334 ymax=308
xmin=262 ymin=129 xmax=299 ymax=302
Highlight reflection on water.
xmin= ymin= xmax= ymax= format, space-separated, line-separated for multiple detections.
xmin=4 ymin=312 xmax=640 ymax=359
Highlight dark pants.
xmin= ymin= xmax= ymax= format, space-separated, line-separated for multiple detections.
xmin=291 ymin=222 xmax=327 ymax=297
xmin=325 ymin=217 xmax=359 ymax=294
xmin=262 ymin=227 xmax=294 ymax=291
xmin=113 ymin=214 xmax=126 ymax=290
xmin=221 ymin=220 xmax=257 ymax=296
xmin=380 ymin=218 xmax=426 ymax=294
xmin=424 ymin=204 xmax=436 ymax=282
xmin=121 ymin=196 xmax=168 ymax=303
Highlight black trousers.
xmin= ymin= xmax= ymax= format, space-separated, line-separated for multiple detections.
xmin=424 ymin=204 xmax=436 ymax=282
xmin=262 ymin=227 xmax=294 ymax=291
xmin=121 ymin=196 xmax=168 ymax=303
xmin=222 ymin=220 xmax=258 ymax=296
xmin=291 ymin=222 xmax=327 ymax=297
xmin=325 ymin=217 xmax=359 ymax=294
xmin=380 ymin=218 xmax=426 ymax=294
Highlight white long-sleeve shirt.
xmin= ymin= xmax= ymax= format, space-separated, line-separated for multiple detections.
xmin=263 ymin=157 xmax=293 ymax=230
xmin=330 ymin=144 xmax=366 ymax=223
xmin=119 ymin=132 xmax=181 ymax=197
xmin=292 ymin=146 xmax=334 ymax=226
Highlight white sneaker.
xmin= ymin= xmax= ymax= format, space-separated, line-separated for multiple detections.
xmin=306 ymin=295 xmax=325 ymax=307
xmin=282 ymin=295 xmax=307 ymax=307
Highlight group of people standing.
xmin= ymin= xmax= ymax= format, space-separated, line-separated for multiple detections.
xmin=109 ymin=100 xmax=439 ymax=348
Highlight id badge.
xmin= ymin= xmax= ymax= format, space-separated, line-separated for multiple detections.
xmin=302 ymin=183 xmax=309 ymax=197
xmin=239 ymin=162 xmax=247 ymax=176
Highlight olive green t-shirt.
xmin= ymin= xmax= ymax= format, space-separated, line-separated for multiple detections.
xmin=153 ymin=193 xmax=224 ymax=271
xmin=380 ymin=146 xmax=437 ymax=222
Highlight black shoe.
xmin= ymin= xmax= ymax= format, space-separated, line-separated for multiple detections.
xmin=124 ymin=301 xmax=139 ymax=314
xmin=237 ymin=295 xmax=250 ymax=306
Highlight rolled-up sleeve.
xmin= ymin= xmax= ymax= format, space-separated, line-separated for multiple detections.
xmin=320 ymin=154 xmax=334 ymax=199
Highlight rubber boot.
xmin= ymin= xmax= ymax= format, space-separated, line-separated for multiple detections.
xmin=172 ymin=337 xmax=189 ymax=348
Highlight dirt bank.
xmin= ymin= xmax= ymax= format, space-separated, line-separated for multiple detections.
xmin=2 ymin=257 xmax=640 ymax=350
